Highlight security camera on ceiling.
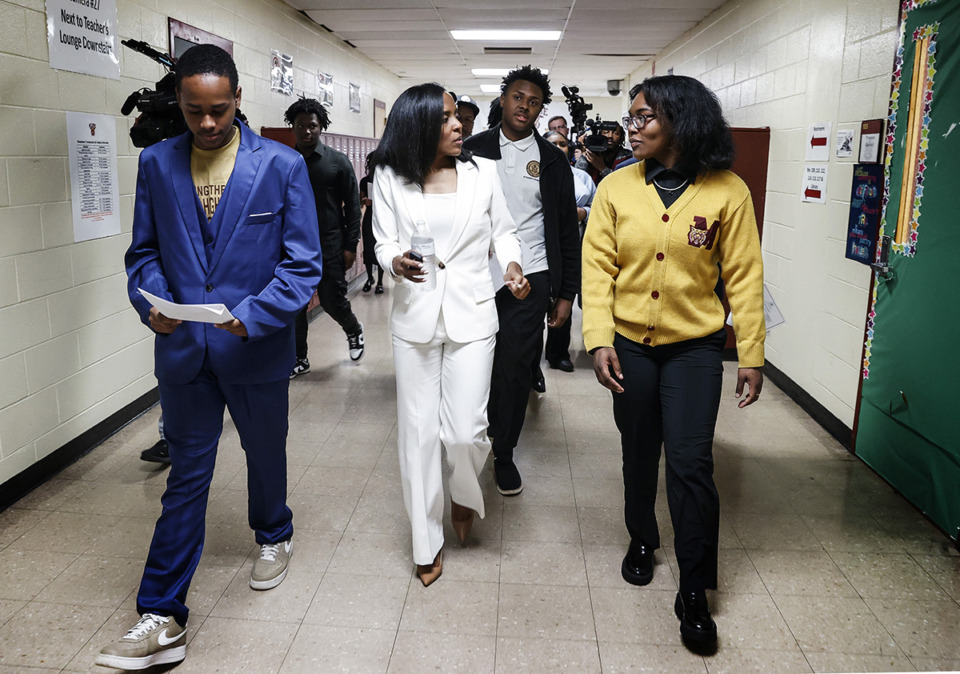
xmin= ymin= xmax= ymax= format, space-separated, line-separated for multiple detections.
xmin=607 ymin=79 xmax=622 ymax=96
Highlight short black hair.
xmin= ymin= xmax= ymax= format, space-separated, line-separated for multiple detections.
xmin=175 ymin=44 xmax=238 ymax=92
xmin=501 ymin=65 xmax=552 ymax=105
xmin=284 ymin=98 xmax=331 ymax=130
xmin=629 ymin=75 xmax=734 ymax=176
xmin=367 ymin=83 xmax=469 ymax=187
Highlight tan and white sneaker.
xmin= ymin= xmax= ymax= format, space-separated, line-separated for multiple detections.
xmin=250 ymin=538 xmax=293 ymax=590
xmin=96 ymin=613 xmax=186 ymax=670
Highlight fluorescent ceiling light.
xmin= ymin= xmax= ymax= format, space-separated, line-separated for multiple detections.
xmin=480 ymin=84 xmax=501 ymax=94
xmin=472 ymin=68 xmax=547 ymax=77
xmin=451 ymin=30 xmax=561 ymax=41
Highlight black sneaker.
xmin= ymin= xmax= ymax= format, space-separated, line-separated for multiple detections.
xmin=140 ymin=440 xmax=170 ymax=465
xmin=347 ymin=324 xmax=365 ymax=362
xmin=494 ymin=458 xmax=523 ymax=496
xmin=290 ymin=358 xmax=310 ymax=379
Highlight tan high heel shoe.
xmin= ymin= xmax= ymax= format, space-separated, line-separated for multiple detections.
xmin=451 ymin=502 xmax=475 ymax=543
xmin=416 ymin=549 xmax=443 ymax=587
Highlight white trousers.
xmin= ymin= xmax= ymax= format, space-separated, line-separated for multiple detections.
xmin=392 ymin=315 xmax=495 ymax=565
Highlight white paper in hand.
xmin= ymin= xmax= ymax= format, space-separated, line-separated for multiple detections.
xmin=138 ymin=288 xmax=235 ymax=324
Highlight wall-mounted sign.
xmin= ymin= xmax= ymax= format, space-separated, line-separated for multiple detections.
xmin=836 ymin=128 xmax=855 ymax=158
xmin=859 ymin=118 xmax=884 ymax=164
xmin=318 ymin=72 xmax=334 ymax=108
xmin=46 ymin=0 xmax=120 ymax=79
xmin=67 ymin=112 xmax=121 ymax=242
xmin=270 ymin=50 xmax=293 ymax=95
xmin=845 ymin=164 xmax=884 ymax=264
xmin=802 ymin=164 xmax=828 ymax=203
xmin=349 ymin=83 xmax=361 ymax=113
xmin=805 ymin=121 xmax=831 ymax=162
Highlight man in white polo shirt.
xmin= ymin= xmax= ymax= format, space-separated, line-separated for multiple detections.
xmin=463 ymin=65 xmax=580 ymax=495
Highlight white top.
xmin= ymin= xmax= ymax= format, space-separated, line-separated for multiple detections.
xmin=423 ymin=192 xmax=456 ymax=253
xmin=496 ymin=130 xmax=548 ymax=275
xmin=572 ymin=166 xmax=596 ymax=223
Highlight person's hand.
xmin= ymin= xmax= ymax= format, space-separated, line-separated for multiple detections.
xmin=343 ymin=250 xmax=356 ymax=269
xmin=215 ymin=319 xmax=248 ymax=337
xmin=592 ymin=347 xmax=624 ymax=393
xmin=735 ymin=367 xmax=763 ymax=408
xmin=361 ymin=196 xmax=372 ymax=207
xmin=148 ymin=307 xmax=181 ymax=334
xmin=585 ymin=149 xmax=605 ymax=171
xmin=577 ymin=206 xmax=587 ymax=222
xmin=503 ymin=262 xmax=529 ymax=299
xmin=547 ymin=298 xmax=572 ymax=328
xmin=392 ymin=252 xmax=425 ymax=283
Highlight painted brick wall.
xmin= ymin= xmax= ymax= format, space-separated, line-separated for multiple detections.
xmin=0 ymin=0 xmax=402 ymax=485
xmin=626 ymin=0 xmax=900 ymax=427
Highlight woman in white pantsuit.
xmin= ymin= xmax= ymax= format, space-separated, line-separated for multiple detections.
xmin=370 ymin=83 xmax=529 ymax=586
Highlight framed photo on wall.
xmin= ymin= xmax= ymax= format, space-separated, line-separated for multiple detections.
xmin=168 ymin=18 xmax=233 ymax=59
xmin=349 ymin=83 xmax=361 ymax=113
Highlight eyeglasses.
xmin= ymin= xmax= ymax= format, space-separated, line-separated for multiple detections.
xmin=621 ymin=113 xmax=657 ymax=131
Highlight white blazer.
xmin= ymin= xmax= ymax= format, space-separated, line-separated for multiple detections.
xmin=372 ymin=157 xmax=522 ymax=344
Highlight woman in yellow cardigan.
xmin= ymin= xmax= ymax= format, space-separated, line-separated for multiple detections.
xmin=581 ymin=75 xmax=764 ymax=651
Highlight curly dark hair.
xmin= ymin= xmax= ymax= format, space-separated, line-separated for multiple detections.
xmin=501 ymin=65 xmax=552 ymax=105
xmin=628 ymin=75 xmax=734 ymax=176
xmin=283 ymin=98 xmax=330 ymax=131
xmin=175 ymin=44 xmax=238 ymax=92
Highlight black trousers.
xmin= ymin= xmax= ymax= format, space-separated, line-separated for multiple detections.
xmin=544 ymin=304 xmax=572 ymax=364
xmin=295 ymin=254 xmax=361 ymax=359
xmin=612 ymin=329 xmax=726 ymax=593
xmin=488 ymin=271 xmax=551 ymax=459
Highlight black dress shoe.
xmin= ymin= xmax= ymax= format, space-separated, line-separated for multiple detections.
xmin=531 ymin=366 xmax=546 ymax=393
xmin=362 ymin=280 xmax=373 ymax=292
xmin=140 ymin=439 xmax=171 ymax=465
xmin=621 ymin=544 xmax=653 ymax=586
xmin=674 ymin=591 xmax=717 ymax=648
xmin=549 ymin=358 xmax=574 ymax=372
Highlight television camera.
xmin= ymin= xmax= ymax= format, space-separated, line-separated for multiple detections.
xmin=119 ymin=39 xmax=186 ymax=148
xmin=561 ymin=85 xmax=620 ymax=154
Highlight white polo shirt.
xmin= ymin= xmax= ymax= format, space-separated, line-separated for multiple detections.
xmin=496 ymin=130 xmax=549 ymax=275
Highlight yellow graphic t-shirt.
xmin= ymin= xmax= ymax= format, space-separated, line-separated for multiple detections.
xmin=191 ymin=127 xmax=241 ymax=220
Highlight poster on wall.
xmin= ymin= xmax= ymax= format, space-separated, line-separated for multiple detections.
xmin=46 ymin=0 xmax=120 ymax=79
xmin=859 ymin=118 xmax=884 ymax=164
xmin=349 ymin=83 xmax=361 ymax=113
xmin=270 ymin=50 xmax=293 ymax=95
xmin=805 ymin=122 xmax=831 ymax=162
xmin=836 ymin=128 xmax=855 ymax=158
xmin=318 ymin=72 xmax=334 ymax=107
xmin=845 ymin=164 xmax=883 ymax=265
xmin=66 ymin=112 xmax=121 ymax=242
xmin=801 ymin=164 xmax=828 ymax=204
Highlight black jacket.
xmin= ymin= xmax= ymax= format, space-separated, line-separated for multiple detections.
xmin=463 ymin=125 xmax=581 ymax=301
xmin=302 ymin=141 xmax=362 ymax=258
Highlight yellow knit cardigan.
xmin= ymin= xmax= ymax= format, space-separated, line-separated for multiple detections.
xmin=581 ymin=161 xmax=765 ymax=368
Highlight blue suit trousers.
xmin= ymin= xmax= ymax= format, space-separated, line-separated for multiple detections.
xmin=136 ymin=365 xmax=292 ymax=626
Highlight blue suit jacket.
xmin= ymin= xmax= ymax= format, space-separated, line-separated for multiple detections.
xmin=125 ymin=122 xmax=323 ymax=385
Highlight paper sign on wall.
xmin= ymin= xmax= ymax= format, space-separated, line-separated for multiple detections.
xmin=67 ymin=112 xmax=121 ymax=242
xmin=46 ymin=0 xmax=120 ymax=80
xmin=806 ymin=122 xmax=831 ymax=162
xmin=802 ymin=164 xmax=828 ymax=203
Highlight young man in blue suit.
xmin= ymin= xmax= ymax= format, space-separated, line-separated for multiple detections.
xmin=97 ymin=45 xmax=322 ymax=670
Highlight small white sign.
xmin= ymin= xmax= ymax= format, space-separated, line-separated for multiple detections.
xmin=860 ymin=132 xmax=881 ymax=164
xmin=66 ymin=112 xmax=121 ymax=242
xmin=836 ymin=128 xmax=855 ymax=157
xmin=806 ymin=121 xmax=831 ymax=162
xmin=46 ymin=0 xmax=120 ymax=79
xmin=801 ymin=164 xmax=828 ymax=203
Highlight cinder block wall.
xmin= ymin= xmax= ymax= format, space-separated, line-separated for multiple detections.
xmin=0 ymin=0 xmax=402 ymax=486
xmin=627 ymin=0 xmax=900 ymax=427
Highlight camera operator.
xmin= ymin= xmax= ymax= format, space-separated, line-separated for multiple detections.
xmin=575 ymin=123 xmax=632 ymax=185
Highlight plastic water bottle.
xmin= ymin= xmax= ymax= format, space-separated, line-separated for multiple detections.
xmin=410 ymin=220 xmax=437 ymax=291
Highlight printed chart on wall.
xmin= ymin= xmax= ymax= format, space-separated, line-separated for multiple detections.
xmin=66 ymin=112 xmax=120 ymax=242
